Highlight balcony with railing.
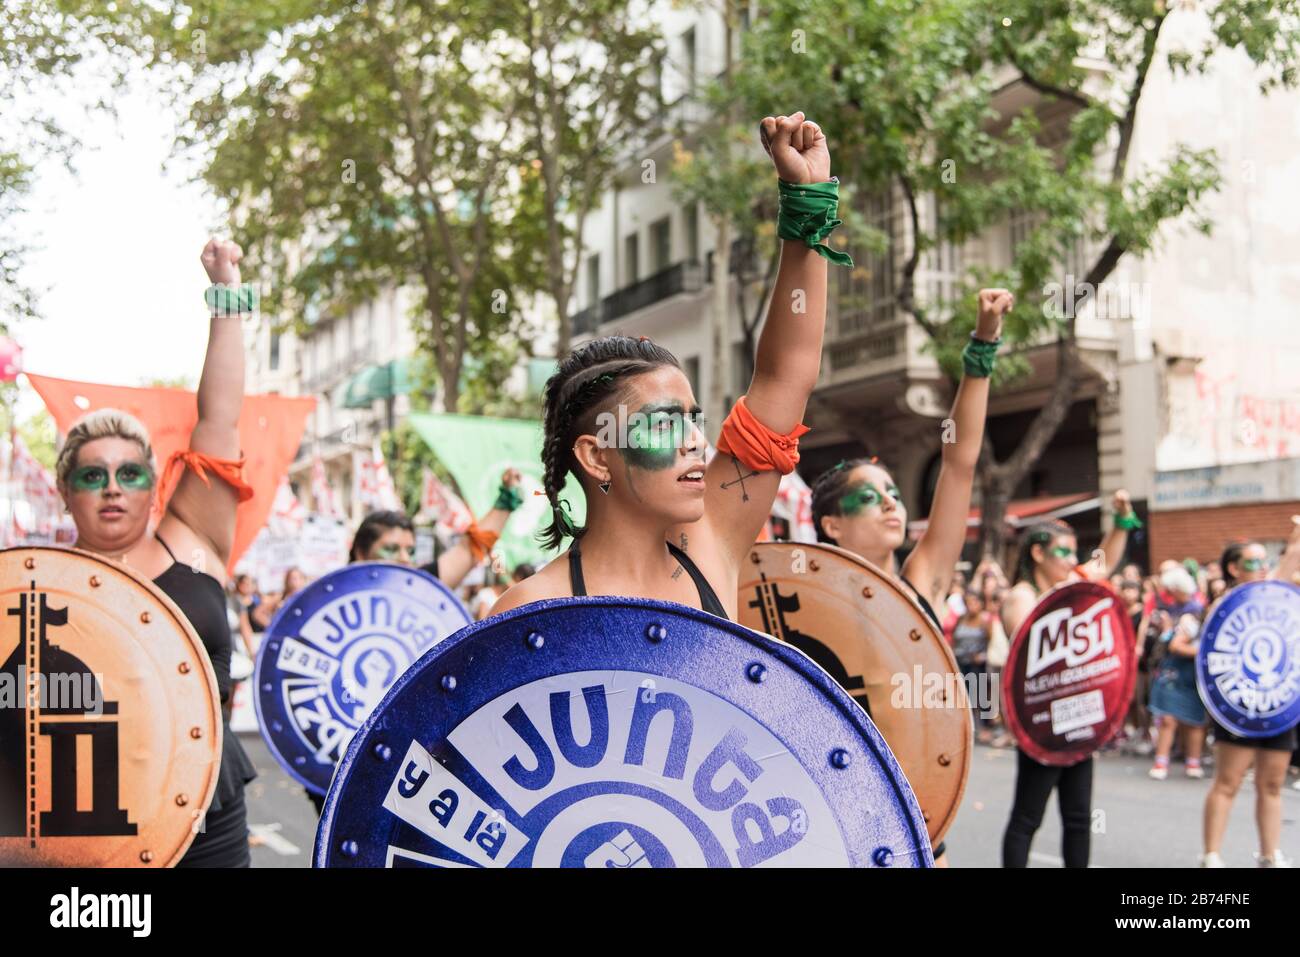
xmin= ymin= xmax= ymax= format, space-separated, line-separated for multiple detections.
xmin=573 ymin=259 xmax=703 ymax=335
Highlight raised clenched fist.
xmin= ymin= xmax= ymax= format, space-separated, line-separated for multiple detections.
xmin=758 ymin=111 xmax=830 ymax=184
xmin=976 ymin=288 xmax=1014 ymax=341
xmin=201 ymin=238 xmax=243 ymax=287
xmin=1112 ymin=488 xmax=1133 ymax=518
xmin=501 ymin=468 xmax=522 ymax=488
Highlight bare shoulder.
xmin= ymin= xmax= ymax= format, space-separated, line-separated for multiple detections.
xmin=155 ymin=513 xmax=226 ymax=584
xmin=489 ymin=558 xmax=570 ymax=617
xmin=1001 ymin=582 xmax=1038 ymax=635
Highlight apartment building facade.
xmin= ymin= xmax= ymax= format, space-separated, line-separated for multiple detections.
xmin=571 ymin=5 xmax=1300 ymax=566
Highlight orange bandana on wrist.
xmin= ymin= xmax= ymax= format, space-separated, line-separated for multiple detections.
xmin=156 ymin=450 xmax=255 ymax=515
xmin=465 ymin=522 xmax=500 ymax=564
xmin=715 ymin=395 xmax=810 ymax=475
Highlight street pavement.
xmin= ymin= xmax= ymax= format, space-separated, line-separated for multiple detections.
xmin=240 ymin=731 xmax=1300 ymax=869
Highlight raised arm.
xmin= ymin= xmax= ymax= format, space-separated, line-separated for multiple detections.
xmin=702 ymin=111 xmax=836 ymax=563
xmin=902 ymin=289 xmax=1012 ymax=610
xmin=1098 ymin=489 xmax=1136 ymax=575
xmin=158 ymin=239 xmax=248 ymax=575
xmin=436 ymin=469 xmax=521 ymax=587
xmin=1272 ymin=516 xmax=1300 ymax=584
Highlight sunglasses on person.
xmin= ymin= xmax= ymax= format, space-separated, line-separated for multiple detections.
xmin=68 ymin=463 xmax=155 ymax=493
xmin=376 ymin=544 xmax=414 ymax=561
xmin=1239 ymin=557 xmax=1269 ymax=572
xmin=1049 ymin=545 xmax=1077 ymax=561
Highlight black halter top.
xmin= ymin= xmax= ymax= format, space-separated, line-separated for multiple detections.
xmin=568 ymin=539 xmax=730 ymax=620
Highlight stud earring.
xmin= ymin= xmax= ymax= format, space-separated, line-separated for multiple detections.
xmin=599 ymin=479 xmax=612 ymax=495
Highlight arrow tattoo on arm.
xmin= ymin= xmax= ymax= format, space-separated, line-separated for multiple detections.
xmin=720 ymin=457 xmax=760 ymax=502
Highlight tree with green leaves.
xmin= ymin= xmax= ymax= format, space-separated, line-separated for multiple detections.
xmin=158 ymin=0 xmax=546 ymax=411
xmin=728 ymin=0 xmax=1300 ymax=557
xmin=507 ymin=0 xmax=664 ymax=356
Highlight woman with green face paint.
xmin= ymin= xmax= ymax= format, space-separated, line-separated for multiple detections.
xmin=999 ymin=500 xmax=1139 ymax=870
xmin=807 ymin=287 xmax=1012 ymax=866
xmin=345 ymin=468 xmax=522 ymax=586
xmin=810 ymin=288 xmax=1014 ymax=630
xmin=53 ymin=238 xmax=257 ymax=867
xmin=493 ymin=111 xmax=849 ymax=621
xmin=1200 ymin=529 xmax=1300 ymax=868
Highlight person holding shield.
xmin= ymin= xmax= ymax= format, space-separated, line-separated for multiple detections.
xmin=803 ymin=287 xmax=1012 ymax=865
xmin=1200 ymin=523 xmax=1300 ymax=868
xmin=492 ymin=111 xmax=849 ymax=620
xmin=54 ymin=238 xmax=257 ymax=867
xmin=807 ymin=287 xmax=1013 ymax=627
xmin=997 ymin=505 xmax=1137 ymax=868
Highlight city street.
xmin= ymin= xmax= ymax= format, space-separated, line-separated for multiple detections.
xmin=240 ymin=731 xmax=1300 ymax=869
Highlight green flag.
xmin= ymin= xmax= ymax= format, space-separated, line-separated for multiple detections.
xmin=406 ymin=412 xmax=585 ymax=570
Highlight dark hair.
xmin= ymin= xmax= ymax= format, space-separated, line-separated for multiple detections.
xmin=512 ymin=562 xmax=536 ymax=582
xmin=809 ymin=457 xmax=894 ymax=545
xmin=1014 ymin=520 xmax=1075 ymax=584
xmin=1219 ymin=541 xmax=1258 ymax=589
xmin=538 ymin=335 xmax=681 ymax=550
xmin=350 ymin=510 xmax=414 ymax=562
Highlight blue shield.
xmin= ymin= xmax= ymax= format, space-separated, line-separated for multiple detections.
xmin=254 ymin=563 xmax=472 ymax=795
xmin=315 ymin=597 xmax=933 ymax=868
xmin=1196 ymin=580 xmax=1300 ymax=738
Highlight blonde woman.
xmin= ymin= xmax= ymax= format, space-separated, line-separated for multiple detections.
xmin=55 ymin=238 xmax=257 ymax=867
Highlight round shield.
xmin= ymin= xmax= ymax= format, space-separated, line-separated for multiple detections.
xmin=316 ymin=597 xmax=933 ymax=868
xmin=255 ymin=562 xmax=472 ymax=796
xmin=0 ymin=547 xmax=222 ymax=867
xmin=1196 ymin=580 xmax=1300 ymax=738
xmin=737 ymin=542 xmax=970 ymax=845
xmin=1002 ymin=581 xmax=1136 ymax=766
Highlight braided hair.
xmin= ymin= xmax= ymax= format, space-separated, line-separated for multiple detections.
xmin=538 ymin=335 xmax=681 ymax=550
xmin=809 ymin=457 xmax=893 ymax=544
xmin=1014 ymin=520 xmax=1075 ymax=584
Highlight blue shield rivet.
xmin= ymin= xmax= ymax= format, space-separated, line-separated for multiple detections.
xmin=271 ymin=721 xmax=283 ymax=733
xmin=340 ymin=840 xmax=359 ymax=857
xmin=372 ymin=743 xmax=392 ymax=761
xmin=831 ymin=748 xmax=852 ymax=769
xmin=646 ymin=623 xmax=667 ymax=642
xmin=872 ymin=846 xmax=893 ymax=867
xmin=526 ymin=631 xmax=545 ymax=650
xmin=441 ymin=675 xmax=457 ymax=692
xmin=261 ymin=683 xmax=272 ymax=692
xmin=747 ymin=662 xmax=767 ymax=683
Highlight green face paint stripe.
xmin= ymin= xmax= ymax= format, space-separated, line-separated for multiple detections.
xmin=622 ymin=400 xmax=689 ymax=471
xmin=838 ymin=482 xmax=883 ymax=516
xmin=69 ymin=466 xmax=109 ymax=491
xmin=69 ymin=464 xmax=155 ymax=492
xmin=115 ymin=465 xmax=155 ymax=490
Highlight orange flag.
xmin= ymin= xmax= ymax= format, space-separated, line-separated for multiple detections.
xmin=27 ymin=374 xmax=315 ymax=572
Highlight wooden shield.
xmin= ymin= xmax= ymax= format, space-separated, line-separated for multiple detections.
xmin=737 ymin=542 xmax=970 ymax=844
xmin=0 ymin=547 xmax=222 ymax=866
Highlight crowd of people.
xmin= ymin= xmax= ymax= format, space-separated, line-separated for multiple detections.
xmin=41 ymin=112 xmax=1300 ymax=869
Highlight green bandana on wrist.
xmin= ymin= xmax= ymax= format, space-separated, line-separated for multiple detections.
xmin=204 ymin=283 xmax=259 ymax=316
xmin=1115 ymin=511 xmax=1143 ymax=531
xmin=777 ymin=178 xmax=853 ymax=267
xmin=494 ymin=484 xmax=523 ymax=512
xmin=962 ymin=334 xmax=1001 ymax=378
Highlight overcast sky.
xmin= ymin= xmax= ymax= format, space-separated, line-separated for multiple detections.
xmin=12 ymin=65 xmax=223 ymax=422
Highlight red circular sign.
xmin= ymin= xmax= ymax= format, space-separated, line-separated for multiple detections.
xmin=1001 ymin=581 xmax=1136 ymax=766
